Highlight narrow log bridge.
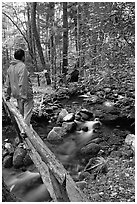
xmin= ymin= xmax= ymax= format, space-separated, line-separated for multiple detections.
xmin=2 ymin=94 xmax=89 ymax=202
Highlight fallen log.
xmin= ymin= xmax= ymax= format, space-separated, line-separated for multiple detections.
xmin=2 ymin=95 xmax=89 ymax=202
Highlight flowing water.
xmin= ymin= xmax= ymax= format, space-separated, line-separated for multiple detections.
xmin=2 ymin=97 xmax=134 ymax=201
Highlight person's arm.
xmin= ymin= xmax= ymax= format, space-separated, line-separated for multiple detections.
xmin=18 ymin=65 xmax=28 ymax=101
xmin=4 ymin=71 xmax=11 ymax=101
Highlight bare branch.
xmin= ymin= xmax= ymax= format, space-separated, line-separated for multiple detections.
xmin=2 ymin=12 xmax=28 ymax=45
xmin=2 ymin=2 xmax=27 ymax=34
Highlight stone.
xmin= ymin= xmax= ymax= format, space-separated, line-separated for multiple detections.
xmin=2 ymin=149 xmax=9 ymax=159
xmin=47 ymin=129 xmax=62 ymax=141
xmin=13 ymin=145 xmax=27 ymax=168
xmin=76 ymin=181 xmax=87 ymax=190
xmin=62 ymin=113 xmax=75 ymax=122
xmin=53 ymin=126 xmax=67 ymax=138
xmin=14 ymin=137 xmax=20 ymax=146
xmin=23 ymin=153 xmax=33 ymax=166
xmin=62 ymin=122 xmax=77 ymax=133
xmin=125 ymin=134 xmax=135 ymax=151
xmin=57 ymin=109 xmax=68 ymax=123
xmin=53 ymin=126 xmax=62 ymax=133
xmin=3 ymin=155 xmax=13 ymax=168
xmin=90 ymin=137 xmax=103 ymax=144
xmin=76 ymin=109 xmax=94 ymax=121
xmin=4 ymin=143 xmax=14 ymax=155
xmin=80 ymin=109 xmax=94 ymax=118
xmin=80 ymin=112 xmax=89 ymax=120
xmin=80 ymin=143 xmax=100 ymax=156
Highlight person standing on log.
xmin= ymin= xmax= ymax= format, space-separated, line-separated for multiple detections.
xmin=4 ymin=48 xmax=34 ymax=135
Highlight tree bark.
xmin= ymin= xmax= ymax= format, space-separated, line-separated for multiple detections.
xmin=77 ymin=3 xmax=81 ymax=68
xmin=27 ymin=3 xmax=40 ymax=86
xmin=62 ymin=2 xmax=68 ymax=82
xmin=31 ymin=2 xmax=51 ymax=85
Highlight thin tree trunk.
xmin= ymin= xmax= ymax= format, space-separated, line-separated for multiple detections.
xmin=73 ymin=6 xmax=78 ymax=52
xmin=59 ymin=43 xmax=62 ymax=74
xmin=77 ymin=3 xmax=80 ymax=68
xmin=31 ymin=2 xmax=51 ymax=85
xmin=62 ymin=2 xmax=68 ymax=82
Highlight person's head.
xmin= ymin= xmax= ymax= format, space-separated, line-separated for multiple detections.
xmin=14 ymin=49 xmax=25 ymax=62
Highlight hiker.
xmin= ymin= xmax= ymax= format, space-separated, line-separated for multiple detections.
xmin=4 ymin=48 xmax=34 ymax=133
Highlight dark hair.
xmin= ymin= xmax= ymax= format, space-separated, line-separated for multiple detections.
xmin=14 ymin=49 xmax=25 ymax=60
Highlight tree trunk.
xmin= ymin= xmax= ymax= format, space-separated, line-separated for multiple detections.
xmin=31 ymin=2 xmax=51 ymax=85
xmin=73 ymin=5 xmax=78 ymax=52
xmin=62 ymin=2 xmax=68 ymax=82
xmin=27 ymin=3 xmax=40 ymax=86
xmin=77 ymin=3 xmax=81 ymax=68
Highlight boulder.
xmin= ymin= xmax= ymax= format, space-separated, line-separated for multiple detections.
xmin=47 ymin=129 xmax=62 ymax=141
xmin=57 ymin=109 xmax=68 ymax=123
xmin=53 ymin=126 xmax=67 ymax=138
xmin=13 ymin=145 xmax=27 ymax=168
xmin=62 ymin=122 xmax=77 ymax=133
xmin=63 ymin=113 xmax=75 ymax=122
xmin=80 ymin=109 xmax=94 ymax=119
xmin=75 ymin=109 xmax=94 ymax=121
xmin=3 ymin=155 xmax=13 ymax=168
xmin=4 ymin=143 xmax=14 ymax=155
xmin=125 ymin=134 xmax=135 ymax=151
xmin=80 ymin=143 xmax=100 ymax=156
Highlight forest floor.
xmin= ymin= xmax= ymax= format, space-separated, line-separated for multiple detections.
xmin=32 ymin=83 xmax=135 ymax=202
xmin=2 ymin=62 xmax=135 ymax=202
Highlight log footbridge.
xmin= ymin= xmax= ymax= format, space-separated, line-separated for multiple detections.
xmin=2 ymin=94 xmax=89 ymax=202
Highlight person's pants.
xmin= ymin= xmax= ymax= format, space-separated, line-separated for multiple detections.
xmin=17 ymin=98 xmax=34 ymax=132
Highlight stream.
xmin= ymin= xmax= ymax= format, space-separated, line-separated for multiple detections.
xmin=2 ymin=96 xmax=134 ymax=202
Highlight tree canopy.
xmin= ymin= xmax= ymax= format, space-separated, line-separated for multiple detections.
xmin=2 ymin=2 xmax=135 ymax=86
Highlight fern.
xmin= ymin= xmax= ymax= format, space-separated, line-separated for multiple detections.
xmin=84 ymin=156 xmax=108 ymax=175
